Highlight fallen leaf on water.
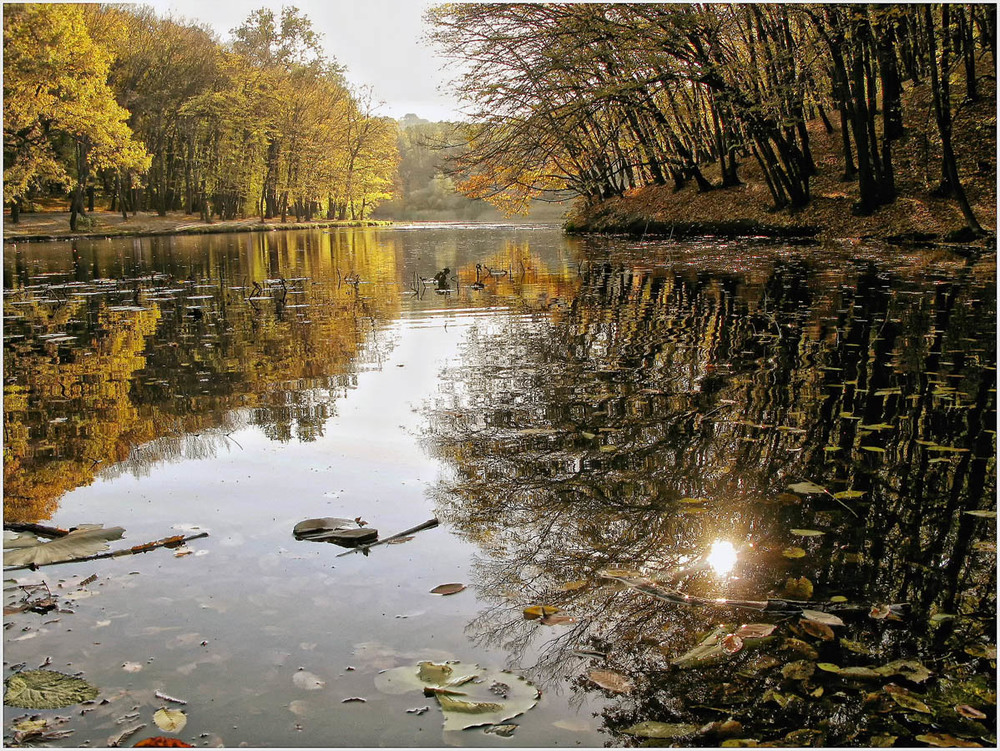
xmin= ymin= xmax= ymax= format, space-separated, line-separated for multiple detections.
xmin=721 ymin=634 xmax=744 ymax=654
xmin=781 ymin=661 xmax=815 ymax=681
xmin=782 ymin=547 xmax=807 ymax=559
xmin=799 ymin=620 xmax=834 ymax=641
xmin=3 ymin=525 xmax=125 ymax=567
xmin=558 ymin=580 xmax=588 ymax=591
xmin=915 ymin=733 xmax=982 ymax=747
xmin=788 ymin=481 xmax=827 ymax=494
xmin=134 ymin=737 xmax=194 ymax=747
xmin=430 ymin=583 xmax=466 ymax=596
xmin=955 ymin=704 xmax=987 ymax=719
xmin=963 ymin=644 xmax=997 ymax=659
xmin=870 ymin=605 xmax=891 ymax=619
xmin=833 ymin=490 xmax=865 ymax=499
xmin=964 ymin=510 xmax=996 ymax=519
xmin=884 ymin=684 xmax=932 ymax=713
xmin=790 ymin=529 xmax=825 ymax=536
xmin=783 ymin=577 xmax=813 ymax=599
xmin=152 ymin=708 xmax=187 ymax=733
xmin=483 ymin=724 xmax=518 ymax=736
xmin=622 ymin=721 xmax=700 ymax=739
xmin=523 ymin=605 xmax=559 ymax=620
xmin=876 ymin=659 xmax=931 ymax=683
xmin=3 ymin=670 xmax=99 ymax=709
xmin=122 ymin=662 xmax=143 ymax=673
xmin=801 ymin=610 xmax=844 ymax=627
xmin=587 ymin=669 xmax=632 ymax=693
xmin=735 ymin=623 xmax=776 ymax=639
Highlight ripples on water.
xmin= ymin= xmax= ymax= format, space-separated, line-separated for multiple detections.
xmin=3 ymin=227 xmax=996 ymax=747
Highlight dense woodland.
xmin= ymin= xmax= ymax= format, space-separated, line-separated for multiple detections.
xmin=430 ymin=4 xmax=995 ymax=234
xmin=3 ymin=4 xmax=398 ymax=229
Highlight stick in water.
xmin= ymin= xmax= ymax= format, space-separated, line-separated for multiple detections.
xmin=336 ymin=518 xmax=439 ymax=557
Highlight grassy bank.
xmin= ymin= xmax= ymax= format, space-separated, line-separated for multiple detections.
xmin=566 ymin=78 xmax=996 ymax=248
xmin=2 ymin=210 xmax=390 ymax=243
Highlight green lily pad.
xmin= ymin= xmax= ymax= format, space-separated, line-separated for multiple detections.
xmin=4 ymin=670 xmax=99 ymax=709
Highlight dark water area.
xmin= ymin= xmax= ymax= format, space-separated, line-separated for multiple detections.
xmin=3 ymin=225 xmax=996 ymax=747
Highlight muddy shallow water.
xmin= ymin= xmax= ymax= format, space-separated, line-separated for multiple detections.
xmin=3 ymin=225 xmax=996 ymax=747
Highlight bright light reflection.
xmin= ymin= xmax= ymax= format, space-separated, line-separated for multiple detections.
xmin=707 ymin=540 xmax=738 ymax=576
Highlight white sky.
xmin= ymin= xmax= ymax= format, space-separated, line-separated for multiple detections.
xmin=146 ymin=0 xmax=464 ymax=121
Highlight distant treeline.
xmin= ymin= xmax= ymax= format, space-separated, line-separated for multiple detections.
xmin=371 ymin=114 xmax=568 ymax=222
xmin=4 ymin=4 xmax=397 ymax=229
xmin=430 ymin=4 xmax=995 ymax=234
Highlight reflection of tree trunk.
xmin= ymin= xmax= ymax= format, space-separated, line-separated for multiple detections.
xmin=10 ymin=199 xmax=20 ymax=224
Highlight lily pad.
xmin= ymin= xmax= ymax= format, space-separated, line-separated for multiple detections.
xmin=4 ymin=670 xmax=99 ymax=709
xmin=3 ymin=525 xmax=125 ymax=567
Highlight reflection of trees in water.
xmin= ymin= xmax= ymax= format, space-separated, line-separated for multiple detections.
xmin=427 ymin=246 xmax=996 ymax=743
xmin=3 ymin=230 xmax=399 ymax=521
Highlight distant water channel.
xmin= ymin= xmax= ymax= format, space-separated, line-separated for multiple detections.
xmin=3 ymin=225 xmax=996 ymax=747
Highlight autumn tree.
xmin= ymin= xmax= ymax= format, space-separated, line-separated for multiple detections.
xmin=3 ymin=3 xmax=149 ymax=227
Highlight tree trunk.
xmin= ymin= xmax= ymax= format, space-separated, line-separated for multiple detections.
xmin=925 ymin=5 xmax=985 ymax=235
xmin=10 ymin=199 xmax=20 ymax=224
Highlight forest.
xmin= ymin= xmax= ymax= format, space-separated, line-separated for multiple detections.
xmin=429 ymin=4 xmax=995 ymax=236
xmin=3 ymin=3 xmax=398 ymax=230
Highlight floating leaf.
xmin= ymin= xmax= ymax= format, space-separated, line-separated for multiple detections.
xmin=599 ymin=568 xmax=644 ymax=579
xmin=153 ymin=708 xmax=187 ymax=733
xmin=721 ymin=634 xmax=744 ymax=654
xmin=134 ymin=738 xmax=194 ymax=747
xmin=558 ymin=580 xmax=588 ymax=591
xmin=483 ymin=724 xmax=518 ymax=737
xmin=817 ymin=662 xmax=841 ymax=673
xmin=523 ymin=605 xmax=559 ymax=620
xmin=884 ymin=684 xmax=931 ymax=713
xmin=915 ymin=734 xmax=982 ymax=748
xmin=122 ymin=662 xmax=143 ymax=673
xmin=799 ymin=620 xmax=834 ymax=641
xmin=3 ymin=525 xmax=125 ymax=566
xmin=964 ymin=510 xmax=997 ymax=519
xmin=782 ymin=547 xmax=807 ymax=559
xmin=801 ymin=610 xmax=844 ymax=627
xmin=962 ymin=644 xmax=996 ymax=659
xmin=622 ymin=721 xmax=700 ymax=739
xmin=876 ymin=659 xmax=931 ymax=683
xmin=587 ymin=670 xmax=632 ymax=693
xmin=783 ymin=577 xmax=814 ymax=599
xmin=376 ymin=661 xmax=538 ymax=731
xmin=838 ymin=666 xmax=882 ymax=679
xmin=781 ymin=661 xmax=814 ymax=680
xmin=672 ymin=627 xmax=731 ymax=668
xmin=830 ymin=595 xmax=848 ymax=603
xmin=930 ymin=613 xmax=956 ymax=624
xmin=735 ymin=623 xmax=776 ymax=639
xmin=833 ymin=490 xmax=866 ymax=499
xmin=4 ymin=670 xmax=98 ymax=709
xmin=580 ymin=431 xmax=596 ymax=440
xmin=430 ymin=583 xmax=466 ymax=596
xmin=788 ymin=481 xmax=826 ymax=495
xmin=955 ymin=704 xmax=987 ymax=719
xmin=790 ymin=529 xmax=824 ymax=537
xmin=678 ymin=497 xmax=708 ymax=504
xmin=861 ymin=446 xmax=886 ymax=453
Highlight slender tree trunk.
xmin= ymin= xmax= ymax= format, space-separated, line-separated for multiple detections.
xmin=925 ymin=5 xmax=985 ymax=235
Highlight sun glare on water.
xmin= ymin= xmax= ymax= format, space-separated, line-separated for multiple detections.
xmin=708 ymin=540 xmax=738 ymax=576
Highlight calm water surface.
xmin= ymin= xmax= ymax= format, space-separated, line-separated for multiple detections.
xmin=3 ymin=225 xmax=996 ymax=747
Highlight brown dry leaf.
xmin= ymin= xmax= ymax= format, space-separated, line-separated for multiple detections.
xmin=736 ymin=623 xmax=776 ymax=639
xmin=915 ymin=733 xmax=982 ymax=747
xmin=523 ymin=605 xmax=559 ymax=620
xmin=799 ymin=619 xmax=834 ymax=641
xmin=955 ymin=704 xmax=987 ymax=720
xmin=558 ymin=580 xmax=588 ymax=591
xmin=587 ymin=670 xmax=632 ymax=693
xmin=800 ymin=609 xmax=844 ymax=627
xmin=870 ymin=604 xmax=891 ymax=619
xmin=430 ymin=583 xmax=466 ymax=596
xmin=782 ymin=546 xmax=807 ymax=559
xmin=884 ymin=684 xmax=931 ymax=713
xmin=721 ymin=634 xmax=744 ymax=654
xmin=783 ymin=576 xmax=813 ymax=599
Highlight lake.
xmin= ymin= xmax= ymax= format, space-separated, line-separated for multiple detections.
xmin=3 ymin=225 xmax=996 ymax=747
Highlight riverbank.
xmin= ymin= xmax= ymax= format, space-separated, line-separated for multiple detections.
xmin=2 ymin=210 xmax=389 ymax=243
xmin=566 ymin=78 xmax=996 ymax=248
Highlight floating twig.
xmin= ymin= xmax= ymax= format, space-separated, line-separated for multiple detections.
xmin=3 ymin=532 xmax=209 ymax=572
xmin=336 ymin=518 xmax=439 ymax=557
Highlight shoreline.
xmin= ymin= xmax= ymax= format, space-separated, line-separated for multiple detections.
xmin=2 ymin=212 xmax=391 ymax=244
